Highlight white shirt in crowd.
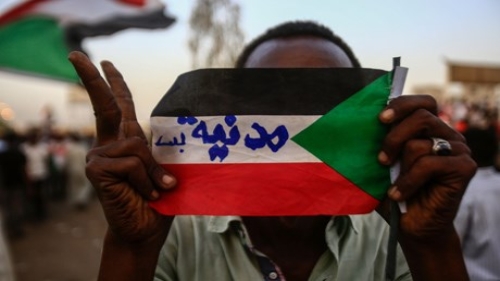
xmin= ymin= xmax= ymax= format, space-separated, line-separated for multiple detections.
xmin=454 ymin=166 xmax=500 ymax=280
xmin=20 ymin=142 xmax=49 ymax=181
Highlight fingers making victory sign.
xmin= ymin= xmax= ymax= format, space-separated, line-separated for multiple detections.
xmin=68 ymin=51 xmax=176 ymax=247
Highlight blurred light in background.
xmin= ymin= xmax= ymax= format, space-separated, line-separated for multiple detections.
xmin=0 ymin=103 xmax=15 ymax=121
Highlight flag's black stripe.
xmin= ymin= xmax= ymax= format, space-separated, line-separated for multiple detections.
xmin=151 ymin=68 xmax=387 ymax=117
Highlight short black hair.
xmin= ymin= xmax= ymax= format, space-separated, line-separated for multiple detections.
xmin=235 ymin=20 xmax=361 ymax=68
xmin=463 ymin=126 xmax=499 ymax=167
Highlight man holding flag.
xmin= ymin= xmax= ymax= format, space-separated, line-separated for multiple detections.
xmin=68 ymin=21 xmax=476 ymax=281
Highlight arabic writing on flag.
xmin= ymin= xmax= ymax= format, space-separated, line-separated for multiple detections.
xmin=0 ymin=0 xmax=175 ymax=83
xmin=150 ymin=68 xmax=396 ymax=216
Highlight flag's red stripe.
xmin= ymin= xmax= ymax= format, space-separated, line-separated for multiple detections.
xmin=149 ymin=162 xmax=380 ymax=216
xmin=0 ymin=0 xmax=50 ymax=25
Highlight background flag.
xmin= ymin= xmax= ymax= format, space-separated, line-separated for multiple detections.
xmin=150 ymin=68 xmax=393 ymax=216
xmin=0 ymin=0 xmax=175 ymax=83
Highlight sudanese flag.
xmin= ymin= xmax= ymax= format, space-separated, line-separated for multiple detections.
xmin=0 ymin=0 xmax=175 ymax=83
xmin=150 ymin=68 xmax=395 ymax=216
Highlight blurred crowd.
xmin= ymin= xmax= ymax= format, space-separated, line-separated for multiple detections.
xmin=439 ymin=100 xmax=500 ymax=168
xmin=0 ymin=127 xmax=94 ymax=240
xmin=443 ymin=101 xmax=500 ymax=280
xmin=439 ymin=99 xmax=499 ymax=134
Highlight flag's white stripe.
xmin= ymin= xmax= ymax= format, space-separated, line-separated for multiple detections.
xmin=151 ymin=115 xmax=322 ymax=164
xmin=30 ymin=0 xmax=164 ymax=25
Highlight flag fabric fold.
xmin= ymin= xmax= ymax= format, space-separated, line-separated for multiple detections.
xmin=150 ymin=68 xmax=393 ymax=216
xmin=0 ymin=0 xmax=175 ymax=83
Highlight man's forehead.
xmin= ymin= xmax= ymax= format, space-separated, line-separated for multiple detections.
xmin=244 ymin=36 xmax=353 ymax=68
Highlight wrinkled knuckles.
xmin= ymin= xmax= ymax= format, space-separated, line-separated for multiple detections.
xmin=412 ymin=108 xmax=439 ymax=130
xmin=407 ymin=95 xmax=438 ymax=115
xmin=83 ymin=71 xmax=107 ymax=86
xmin=128 ymin=137 xmax=153 ymax=157
xmin=383 ymin=134 xmax=401 ymax=153
xmin=103 ymin=70 xmax=125 ymax=81
xmin=419 ymin=95 xmax=438 ymax=114
xmin=389 ymin=94 xmax=438 ymax=117
xmin=85 ymin=147 xmax=99 ymax=163
xmin=128 ymin=136 xmax=148 ymax=147
xmin=99 ymin=183 xmax=133 ymax=204
xmin=403 ymin=139 xmax=428 ymax=155
xmin=85 ymin=158 xmax=107 ymax=182
xmin=95 ymin=104 xmax=122 ymax=121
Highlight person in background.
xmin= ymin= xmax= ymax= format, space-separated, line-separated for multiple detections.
xmin=0 ymin=131 xmax=28 ymax=238
xmin=0 ymin=131 xmax=16 ymax=280
xmin=48 ymin=129 xmax=68 ymax=201
xmin=455 ymin=124 xmax=500 ymax=280
xmin=69 ymin=20 xmax=476 ymax=280
xmin=66 ymin=132 xmax=92 ymax=210
xmin=21 ymin=128 xmax=49 ymax=222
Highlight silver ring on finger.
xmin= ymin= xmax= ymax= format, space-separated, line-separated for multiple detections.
xmin=431 ymin=137 xmax=452 ymax=156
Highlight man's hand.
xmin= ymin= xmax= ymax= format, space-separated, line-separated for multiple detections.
xmin=378 ymin=95 xmax=476 ymax=238
xmin=378 ymin=95 xmax=476 ymax=280
xmin=68 ymin=51 xmax=177 ymax=280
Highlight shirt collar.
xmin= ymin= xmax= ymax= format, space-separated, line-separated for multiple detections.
xmin=345 ymin=215 xmax=361 ymax=234
xmin=206 ymin=215 xmax=359 ymax=234
xmin=207 ymin=216 xmax=242 ymax=233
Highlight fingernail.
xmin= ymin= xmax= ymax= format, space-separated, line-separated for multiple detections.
xmin=378 ymin=151 xmax=390 ymax=165
xmin=388 ymin=186 xmax=401 ymax=201
xmin=162 ymin=175 xmax=175 ymax=187
xmin=151 ymin=190 xmax=160 ymax=200
xmin=381 ymin=109 xmax=395 ymax=122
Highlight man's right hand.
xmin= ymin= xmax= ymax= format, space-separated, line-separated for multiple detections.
xmin=68 ymin=51 xmax=177 ymax=251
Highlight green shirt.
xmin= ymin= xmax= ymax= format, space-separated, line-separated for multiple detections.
xmin=155 ymin=212 xmax=411 ymax=281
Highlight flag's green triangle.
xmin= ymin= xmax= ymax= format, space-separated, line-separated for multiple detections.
xmin=0 ymin=17 xmax=80 ymax=83
xmin=291 ymin=73 xmax=392 ymax=200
